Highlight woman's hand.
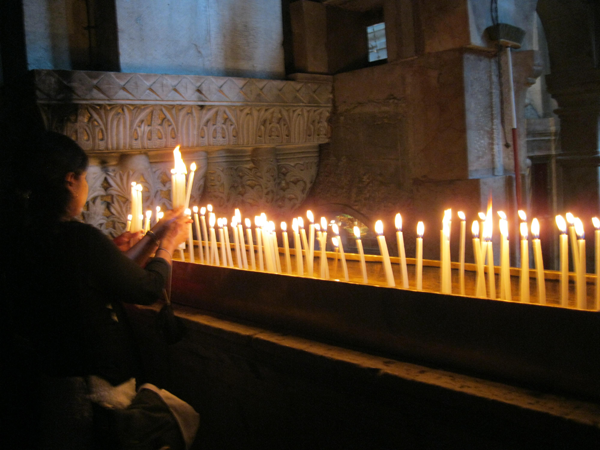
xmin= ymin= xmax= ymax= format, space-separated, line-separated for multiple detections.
xmin=113 ymin=231 xmax=143 ymax=251
xmin=156 ymin=208 xmax=191 ymax=250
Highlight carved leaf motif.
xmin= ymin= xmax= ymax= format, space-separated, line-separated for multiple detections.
xmin=83 ymin=197 xmax=107 ymax=229
xmin=107 ymin=195 xmax=129 ymax=227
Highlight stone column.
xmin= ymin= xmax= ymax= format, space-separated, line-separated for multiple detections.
xmin=289 ymin=0 xmax=328 ymax=74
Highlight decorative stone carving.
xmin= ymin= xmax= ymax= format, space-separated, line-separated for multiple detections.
xmin=34 ymin=70 xmax=331 ymax=235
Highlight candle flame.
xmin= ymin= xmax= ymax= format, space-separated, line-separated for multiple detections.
xmin=158 ymin=212 xmax=164 ymax=220
xmin=268 ymin=221 xmax=275 ymax=233
xmin=443 ymin=220 xmax=450 ymax=238
xmin=245 ymin=218 xmax=251 ymax=228
xmin=458 ymin=211 xmax=465 ymax=221
xmin=444 ymin=209 xmax=452 ymax=221
xmin=192 ymin=206 xmax=198 ymax=213
xmin=518 ymin=210 xmax=527 ymax=222
xmin=223 ymin=217 xmax=228 ymax=226
xmin=417 ymin=221 xmax=424 ymax=237
xmin=139 ymin=214 xmax=144 ymax=221
xmin=260 ymin=213 xmax=267 ymax=225
xmin=354 ymin=226 xmax=361 ymax=239
xmin=173 ymin=146 xmax=187 ymax=174
xmin=127 ymin=214 xmax=132 ymax=221
xmin=207 ymin=204 xmax=213 ymax=212
xmin=292 ymin=219 xmax=298 ymax=233
xmin=575 ymin=218 xmax=584 ymax=239
xmin=146 ymin=210 xmax=152 ymax=218
xmin=231 ymin=217 xmax=237 ymax=227
xmin=314 ymin=224 xmax=321 ymax=232
xmin=478 ymin=212 xmax=486 ymax=220
xmin=375 ymin=220 xmax=384 ymax=235
xmin=200 ymin=206 xmax=206 ymax=215
xmin=483 ymin=220 xmax=492 ymax=241
xmin=395 ymin=213 xmax=402 ymax=231
xmin=566 ymin=212 xmax=574 ymax=225
xmin=332 ymin=223 xmax=339 ymax=235
xmin=184 ymin=208 xmax=191 ymax=216
xmin=498 ymin=211 xmax=506 ymax=220
xmin=190 ymin=162 xmax=196 ymax=172
xmin=255 ymin=216 xmax=261 ymax=228
xmin=281 ymin=221 xmax=287 ymax=232
xmin=218 ymin=218 xmax=223 ymax=228
xmin=307 ymin=210 xmax=314 ymax=223
xmin=499 ymin=219 xmax=508 ymax=238
xmin=471 ymin=220 xmax=479 ymax=238
xmin=209 ymin=213 xmax=216 ymax=227
xmin=555 ymin=215 xmax=567 ymax=233
xmin=531 ymin=218 xmax=540 ymax=239
xmin=593 ymin=217 xmax=600 ymax=230
xmin=136 ymin=184 xmax=143 ymax=192
xmin=235 ymin=208 xmax=241 ymax=222
xmin=320 ymin=217 xmax=327 ymax=229
xmin=298 ymin=217 xmax=304 ymax=228
xmin=520 ymin=222 xmax=528 ymax=239
xmin=332 ymin=237 xmax=339 ymax=248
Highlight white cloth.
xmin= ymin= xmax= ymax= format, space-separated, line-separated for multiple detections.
xmin=87 ymin=376 xmax=137 ymax=409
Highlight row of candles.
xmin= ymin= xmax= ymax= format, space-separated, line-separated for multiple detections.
xmin=123 ymin=145 xmax=600 ymax=310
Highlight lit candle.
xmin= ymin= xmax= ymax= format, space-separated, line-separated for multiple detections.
xmin=458 ymin=211 xmax=466 ymax=295
xmin=192 ymin=207 xmax=205 ymax=264
xmin=375 ymin=220 xmax=395 ymax=287
xmin=270 ymin=221 xmax=282 ymax=274
xmin=144 ymin=210 xmax=151 ymax=233
xmin=185 ymin=208 xmax=195 ymax=263
xmin=155 ymin=206 xmax=161 ymax=227
xmin=184 ymin=162 xmax=196 ymax=209
xmin=236 ymin=210 xmax=248 ymax=270
xmin=354 ymin=226 xmax=368 ymax=284
xmin=315 ymin=224 xmax=324 ymax=279
xmin=255 ymin=216 xmax=264 ymax=272
xmin=299 ymin=218 xmax=310 ymax=277
xmin=440 ymin=211 xmax=451 ymax=294
xmin=472 ymin=221 xmax=486 ymax=298
xmin=223 ymin=218 xmax=233 ymax=268
xmin=332 ymin=223 xmax=348 ymax=281
xmin=320 ymin=217 xmax=329 ymax=280
xmin=281 ymin=222 xmax=292 ymax=275
xmin=307 ymin=210 xmax=315 ymax=277
xmin=126 ymin=214 xmax=132 ymax=232
xmin=499 ymin=215 xmax=511 ymax=301
xmin=201 ymin=207 xmax=209 ymax=263
xmin=171 ymin=146 xmax=187 ymax=208
xmin=566 ymin=212 xmax=580 ymax=275
xmin=395 ymin=213 xmax=409 ymax=289
xmin=531 ymin=218 xmax=545 ymax=304
xmin=575 ymin=218 xmax=586 ymax=310
xmin=209 ymin=213 xmax=219 ymax=266
xmin=556 ymin=215 xmax=569 ymax=307
xmin=130 ymin=182 xmax=143 ymax=232
xmin=292 ymin=219 xmax=304 ymax=276
xmin=245 ymin=218 xmax=256 ymax=271
xmin=520 ymin=222 xmax=530 ymax=303
xmin=261 ymin=214 xmax=275 ymax=273
xmin=416 ymin=222 xmax=424 ymax=291
xmin=594 ymin=217 xmax=600 ymax=310
xmin=232 ymin=218 xmax=242 ymax=269
xmin=484 ymin=216 xmax=496 ymax=300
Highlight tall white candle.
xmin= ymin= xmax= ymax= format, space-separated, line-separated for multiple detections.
xmin=416 ymin=222 xmax=424 ymax=291
xmin=216 ymin=219 xmax=225 ymax=266
xmin=354 ymin=226 xmax=368 ymax=284
xmin=236 ymin=209 xmax=248 ymax=270
xmin=395 ymin=213 xmax=409 ymax=289
xmin=556 ymin=215 xmax=569 ymax=307
xmin=155 ymin=206 xmax=161 ymax=227
xmin=332 ymin=223 xmax=348 ymax=281
xmin=282 ymin=222 xmax=292 ymax=275
xmin=483 ymin=217 xmax=496 ymax=300
xmin=499 ymin=217 xmax=511 ymax=301
xmin=472 ymin=221 xmax=486 ymax=298
xmin=307 ymin=210 xmax=315 ymax=277
xmin=299 ymin=218 xmax=310 ymax=277
xmin=185 ymin=208 xmax=195 ymax=263
xmin=184 ymin=162 xmax=196 ymax=209
xmin=531 ymin=218 xmax=546 ymax=304
xmin=442 ymin=209 xmax=452 ymax=294
xmin=193 ymin=207 xmax=204 ymax=264
xmin=292 ymin=219 xmax=304 ymax=276
xmin=575 ymin=218 xmax=586 ymax=310
xmin=567 ymin=212 xmax=580 ymax=275
xmin=232 ymin=218 xmax=242 ymax=269
xmin=209 ymin=213 xmax=219 ymax=266
xmin=270 ymin=221 xmax=282 ymax=274
xmin=458 ymin=211 xmax=466 ymax=295
xmin=320 ymin=217 xmax=329 ymax=280
xmin=594 ymin=217 xmax=600 ymax=310
xmin=126 ymin=214 xmax=132 ymax=232
xmin=520 ymin=222 xmax=530 ymax=303
xmin=201 ymin=207 xmax=209 ymax=263
xmin=223 ymin=218 xmax=233 ymax=267
xmin=144 ymin=210 xmax=151 ymax=233
xmin=171 ymin=146 xmax=187 ymax=208
xmin=255 ymin=217 xmax=265 ymax=272
xmin=375 ymin=220 xmax=395 ymax=287
xmin=245 ymin=218 xmax=256 ymax=271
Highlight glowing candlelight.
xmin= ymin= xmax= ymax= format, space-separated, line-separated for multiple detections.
xmin=567 ymin=212 xmax=580 ymax=275
xmin=184 ymin=208 xmax=195 ymax=263
xmin=440 ymin=211 xmax=451 ymax=294
xmin=520 ymin=222 xmax=529 ymax=303
xmin=594 ymin=217 xmax=600 ymax=310
xmin=270 ymin=221 xmax=282 ymax=274
xmin=395 ymin=213 xmax=409 ymax=289
xmin=184 ymin=162 xmax=196 ymax=209
xmin=217 ymin=218 xmax=226 ymax=266
xmin=199 ymin=207 xmax=209 ymax=263
xmin=245 ymin=218 xmax=256 ymax=270
xmin=236 ymin=209 xmax=248 ymax=269
xmin=556 ymin=215 xmax=569 ymax=306
xmin=126 ymin=214 xmax=132 ymax=232
xmin=192 ymin=207 xmax=204 ymax=264
xmin=155 ymin=206 xmax=161 ymax=226
xmin=375 ymin=220 xmax=395 ymax=287
xmin=354 ymin=226 xmax=368 ymax=283
xmin=472 ymin=221 xmax=486 ymax=298
xmin=232 ymin=218 xmax=242 ymax=269
xmin=222 ymin=218 xmax=233 ymax=267
xmin=299 ymin=217 xmax=310 ymax=277
xmin=416 ymin=222 xmax=424 ymax=291
xmin=332 ymin=223 xmax=348 ymax=281
xmin=499 ymin=215 xmax=511 ymax=301
xmin=531 ymin=218 xmax=545 ymax=304
xmin=483 ymin=215 xmax=496 ymax=300
xmin=130 ymin=182 xmax=143 ymax=232
xmin=255 ymin=216 xmax=265 ymax=272
xmin=144 ymin=210 xmax=152 ymax=233
xmin=307 ymin=210 xmax=315 ymax=277
xmin=171 ymin=146 xmax=187 ymax=208
xmin=575 ymin=218 xmax=586 ymax=309
xmin=209 ymin=213 xmax=219 ymax=266
xmin=292 ymin=219 xmax=304 ymax=276
xmin=281 ymin=222 xmax=292 ymax=275
xmin=320 ymin=217 xmax=329 ymax=279
xmin=458 ymin=211 xmax=466 ymax=295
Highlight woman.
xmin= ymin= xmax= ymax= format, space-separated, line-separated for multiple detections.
xmin=3 ymin=131 xmax=196 ymax=449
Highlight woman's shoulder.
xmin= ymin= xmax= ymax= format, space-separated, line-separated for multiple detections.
xmin=58 ymin=220 xmax=110 ymax=243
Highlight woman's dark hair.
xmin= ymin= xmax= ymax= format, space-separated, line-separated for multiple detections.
xmin=2 ymin=130 xmax=89 ymax=233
